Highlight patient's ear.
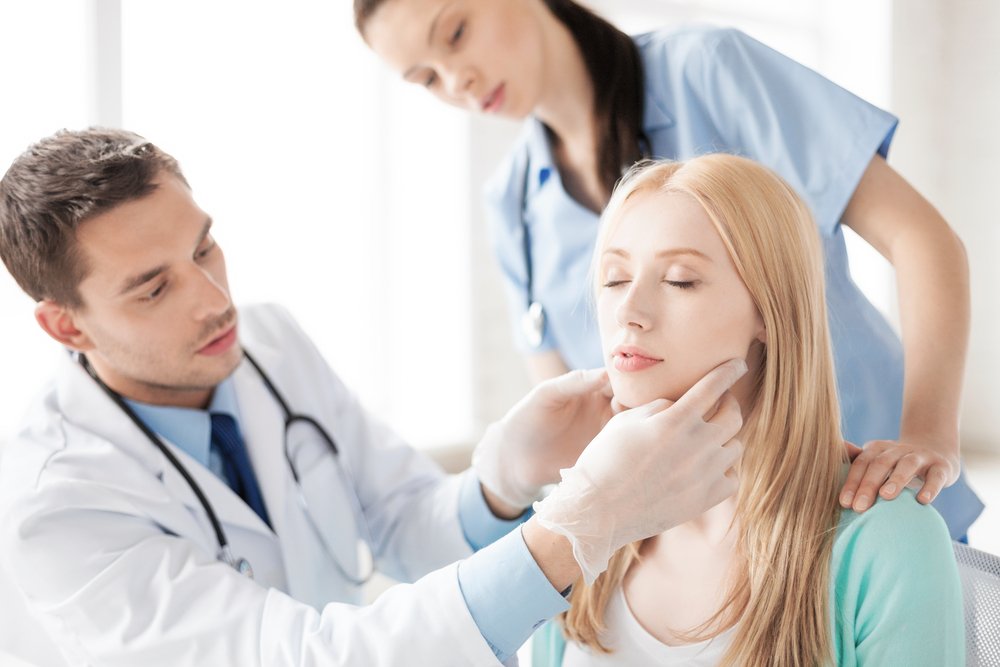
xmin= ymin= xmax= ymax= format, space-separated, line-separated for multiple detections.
xmin=754 ymin=314 xmax=767 ymax=344
xmin=35 ymin=301 xmax=95 ymax=351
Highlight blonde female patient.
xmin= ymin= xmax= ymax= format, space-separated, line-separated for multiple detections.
xmin=532 ymin=155 xmax=964 ymax=666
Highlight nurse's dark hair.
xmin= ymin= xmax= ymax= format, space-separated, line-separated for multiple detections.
xmin=353 ymin=0 xmax=648 ymax=196
xmin=0 ymin=127 xmax=187 ymax=307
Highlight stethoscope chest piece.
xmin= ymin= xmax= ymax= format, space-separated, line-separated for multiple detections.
xmin=521 ymin=301 xmax=545 ymax=348
xmin=235 ymin=557 xmax=254 ymax=579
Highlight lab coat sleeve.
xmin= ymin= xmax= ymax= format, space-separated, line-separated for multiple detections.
xmin=240 ymin=304 xmax=475 ymax=582
xmin=1 ymin=472 xmax=504 ymax=666
xmin=679 ymin=27 xmax=898 ymax=235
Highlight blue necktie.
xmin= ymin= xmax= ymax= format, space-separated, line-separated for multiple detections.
xmin=210 ymin=413 xmax=272 ymax=529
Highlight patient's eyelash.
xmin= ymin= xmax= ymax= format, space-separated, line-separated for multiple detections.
xmin=666 ymin=280 xmax=695 ymax=289
xmin=450 ymin=21 xmax=465 ymax=45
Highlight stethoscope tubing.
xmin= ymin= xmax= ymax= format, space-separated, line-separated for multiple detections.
xmin=79 ymin=349 xmax=371 ymax=584
xmin=79 ymin=354 xmax=231 ymax=559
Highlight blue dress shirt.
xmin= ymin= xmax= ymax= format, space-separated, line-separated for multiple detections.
xmin=457 ymin=473 xmax=568 ymax=663
xmin=483 ymin=25 xmax=982 ymax=538
xmin=126 ymin=378 xmax=241 ymax=475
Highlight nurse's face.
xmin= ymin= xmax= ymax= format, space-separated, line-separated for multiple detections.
xmin=46 ymin=173 xmax=242 ymax=408
xmin=364 ymin=0 xmax=546 ymax=119
xmin=597 ymin=191 xmax=764 ymax=409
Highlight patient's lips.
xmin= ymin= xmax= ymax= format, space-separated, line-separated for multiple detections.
xmin=612 ymin=345 xmax=663 ymax=372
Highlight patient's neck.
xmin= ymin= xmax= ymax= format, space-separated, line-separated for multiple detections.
xmin=625 ymin=494 xmax=740 ymax=646
xmin=666 ymin=493 xmax=738 ymax=546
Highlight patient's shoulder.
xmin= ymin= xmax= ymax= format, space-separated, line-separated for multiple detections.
xmin=832 ymin=488 xmax=956 ymax=585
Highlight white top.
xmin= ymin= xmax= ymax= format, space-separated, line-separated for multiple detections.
xmin=562 ymin=587 xmax=736 ymax=666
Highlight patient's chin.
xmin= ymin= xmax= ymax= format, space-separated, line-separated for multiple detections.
xmin=610 ymin=380 xmax=683 ymax=410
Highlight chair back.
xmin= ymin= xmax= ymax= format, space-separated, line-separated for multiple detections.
xmin=954 ymin=541 xmax=1000 ymax=666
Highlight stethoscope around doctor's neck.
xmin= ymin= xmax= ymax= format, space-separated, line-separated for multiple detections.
xmin=78 ymin=350 xmax=375 ymax=586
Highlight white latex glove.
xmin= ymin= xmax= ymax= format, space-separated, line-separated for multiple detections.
xmin=533 ymin=359 xmax=747 ymax=583
xmin=472 ymin=368 xmax=617 ymax=509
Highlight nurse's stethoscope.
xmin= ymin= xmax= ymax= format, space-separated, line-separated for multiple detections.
xmin=518 ymin=153 xmax=546 ymax=348
xmin=78 ymin=350 xmax=376 ymax=586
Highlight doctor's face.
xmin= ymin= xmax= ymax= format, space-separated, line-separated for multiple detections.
xmin=61 ymin=173 xmax=241 ymax=408
xmin=364 ymin=0 xmax=546 ymax=119
xmin=597 ymin=191 xmax=764 ymax=409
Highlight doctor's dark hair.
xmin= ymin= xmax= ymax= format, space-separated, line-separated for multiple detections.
xmin=354 ymin=0 xmax=648 ymax=198
xmin=0 ymin=127 xmax=187 ymax=307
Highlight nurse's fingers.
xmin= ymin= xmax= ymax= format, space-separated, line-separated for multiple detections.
xmin=878 ymin=453 xmax=925 ymax=500
xmin=914 ymin=464 xmax=950 ymax=505
xmin=844 ymin=441 xmax=863 ymax=461
xmin=843 ymin=441 xmax=899 ymax=511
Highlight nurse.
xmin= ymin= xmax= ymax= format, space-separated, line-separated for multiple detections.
xmin=354 ymin=0 xmax=982 ymax=538
xmin=0 ymin=127 xmax=745 ymax=666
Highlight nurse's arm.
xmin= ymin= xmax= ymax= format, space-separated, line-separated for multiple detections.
xmin=525 ymin=349 xmax=571 ymax=384
xmin=838 ymin=154 xmax=969 ymax=511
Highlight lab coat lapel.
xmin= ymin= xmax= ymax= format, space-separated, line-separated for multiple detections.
xmin=231 ymin=341 xmax=294 ymax=542
xmin=56 ymin=351 xmax=277 ymax=542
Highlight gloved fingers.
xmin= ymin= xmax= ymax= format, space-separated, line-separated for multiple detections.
xmin=671 ymin=358 xmax=748 ymax=418
xmin=636 ymin=397 xmax=673 ymax=417
xmin=704 ymin=391 xmax=743 ymax=436
xmin=718 ymin=436 xmax=743 ymax=469
xmin=547 ymin=367 xmax=608 ymax=398
xmin=610 ymin=396 xmax=628 ymax=415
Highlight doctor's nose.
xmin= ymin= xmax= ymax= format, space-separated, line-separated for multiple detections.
xmin=191 ymin=266 xmax=232 ymax=322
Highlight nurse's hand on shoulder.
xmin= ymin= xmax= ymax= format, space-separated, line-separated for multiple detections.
xmin=839 ymin=437 xmax=960 ymax=511
xmin=472 ymin=368 xmax=620 ymax=512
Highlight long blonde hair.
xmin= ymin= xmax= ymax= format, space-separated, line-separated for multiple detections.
xmin=566 ymin=154 xmax=846 ymax=667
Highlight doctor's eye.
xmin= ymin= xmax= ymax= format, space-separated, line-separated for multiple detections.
xmin=141 ymin=282 xmax=168 ymax=302
xmin=196 ymin=239 xmax=217 ymax=260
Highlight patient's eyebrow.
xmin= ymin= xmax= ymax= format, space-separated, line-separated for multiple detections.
xmin=603 ymin=247 xmax=711 ymax=261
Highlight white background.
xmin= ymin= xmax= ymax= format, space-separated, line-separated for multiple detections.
xmin=0 ymin=0 xmax=997 ymax=547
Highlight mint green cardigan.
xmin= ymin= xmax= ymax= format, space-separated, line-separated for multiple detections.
xmin=533 ymin=489 xmax=965 ymax=666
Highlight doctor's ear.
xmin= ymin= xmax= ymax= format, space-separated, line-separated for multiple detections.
xmin=35 ymin=301 xmax=95 ymax=351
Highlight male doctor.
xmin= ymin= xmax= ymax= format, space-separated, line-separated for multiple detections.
xmin=0 ymin=128 xmax=745 ymax=666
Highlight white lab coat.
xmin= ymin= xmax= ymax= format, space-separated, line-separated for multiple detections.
xmin=0 ymin=304 xmax=505 ymax=666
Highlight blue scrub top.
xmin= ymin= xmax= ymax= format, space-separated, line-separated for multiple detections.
xmin=484 ymin=26 xmax=982 ymax=537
